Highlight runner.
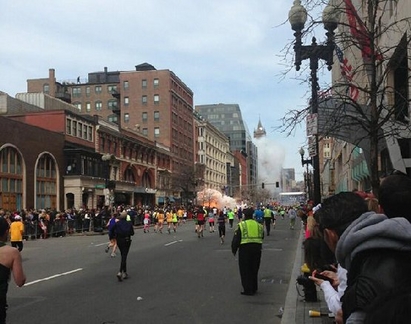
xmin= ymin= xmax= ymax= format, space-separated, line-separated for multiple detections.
xmin=105 ymin=213 xmax=118 ymax=257
xmin=195 ymin=206 xmax=205 ymax=238
xmin=166 ymin=209 xmax=173 ymax=234
xmin=208 ymin=208 xmax=215 ymax=233
xmin=156 ymin=209 xmax=165 ymax=234
xmin=217 ymin=210 xmax=227 ymax=244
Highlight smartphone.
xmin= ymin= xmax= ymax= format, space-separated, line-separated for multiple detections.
xmin=314 ymin=273 xmax=333 ymax=282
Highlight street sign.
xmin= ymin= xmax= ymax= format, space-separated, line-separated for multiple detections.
xmin=308 ymin=136 xmax=317 ymax=157
xmin=306 ymin=113 xmax=318 ymax=136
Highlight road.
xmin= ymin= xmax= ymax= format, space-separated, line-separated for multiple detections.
xmin=7 ymin=216 xmax=301 ymax=324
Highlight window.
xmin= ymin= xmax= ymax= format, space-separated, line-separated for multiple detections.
xmin=95 ymin=86 xmax=102 ymax=94
xmin=95 ymin=101 xmax=102 ymax=111
xmin=142 ymin=95 xmax=147 ymax=104
xmin=36 ymin=154 xmax=57 ymax=210
xmin=154 ymin=111 xmax=160 ymax=121
xmin=66 ymin=119 xmax=72 ymax=135
xmin=154 ymin=127 xmax=160 ymax=137
xmin=154 ymin=94 xmax=160 ymax=104
xmin=108 ymin=85 xmax=117 ymax=93
xmin=142 ymin=79 xmax=147 ymax=88
xmin=88 ymin=126 xmax=93 ymax=141
xmin=108 ymin=114 xmax=118 ymax=123
xmin=123 ymin=81 xmax=129 ymax=90
xmin=83 ymin=125 xmax=87 ymax=139
xmin=142 ymin=112 xmax=148 ymax=122
xmin=124 ymin=97 xmax=129 ymax=106
xmin=72 ymin=87 xmax=81 ymax=97
xmin=43 ymin=84 xmax=49 ymax=94
xmin=124 ymin=113 xmax=130 ymax=123
xmin=0 ymin=147 xmax=23 ymax=211
xmin=142 ymin=128 xmax=148 ymax=136
xmin=73 ymin=121 xmax=77 ymax=136
xmin=153 ymin=78 xmax=159 ymax=88
xmin=86 ymin=86 xmax=90 ymax=97
xmin=108 ymin=100 xmax=118 ymax=110
xmin=86 ymin=102 xmax=91 ymax=112
xmin=77 ymin=123 xmax=83 ymax=137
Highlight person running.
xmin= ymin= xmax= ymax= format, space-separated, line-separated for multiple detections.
xmin=143 ymin=210 xmax=151 ymax=233
xmin=105 ymin=213 xmax=118 ymax=257
xmin=166 ymin=209 xmax=173 ymax=234
xmin=288 ymin=207 xmax=297 ymax=230
xmin=112 ymin=211 xmax=134 ymax=281
xmin=0 ymin=217 xmax=26 ymax=323
xmin=227 ymin=208 xmax=235 ymax=228
xmin=10 ymin=215 xmax=24 ymax=252
xmin=208 ymin=209 xmax=215 ymax=233
xmin=217 ymin=210 xmax=227 ymax=244
xmin=156 ymin=209 xmax=165 ymax=234
xmin=195 ymin=206 xmax=205 ymax=238
xmin=171 ymin=209 xmax=178 ymax=232
xmin=177 ymin=207 xmax=184 ymax=226
xmin=263 ymin=206 xmax=273 ymax=236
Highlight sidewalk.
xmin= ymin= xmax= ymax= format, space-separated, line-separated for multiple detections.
xmin=281 ymin=228 xmax=335 ymax=324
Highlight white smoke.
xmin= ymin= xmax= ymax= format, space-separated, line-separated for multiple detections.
xmin=255 ymin=136 xmax=285 ymax=191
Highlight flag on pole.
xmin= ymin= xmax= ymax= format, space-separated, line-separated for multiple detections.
xmin=335 ymin=44 xmax=359 ymax=101
xmin=343 ymin=0 xmax=382 ymax=60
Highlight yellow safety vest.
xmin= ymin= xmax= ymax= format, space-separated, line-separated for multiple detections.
xmin=239 ymin=219 xmax=263 ymax=244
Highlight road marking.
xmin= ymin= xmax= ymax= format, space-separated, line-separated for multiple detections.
xmin=164 ymin=240 xmax=183 ymax=246
xmin=24 ymin=268 xmax=83 ymax=286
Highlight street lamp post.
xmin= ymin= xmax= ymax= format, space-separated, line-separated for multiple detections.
xmin=299 ymin=147 xmax=312 ymax=202
xmin=289 ymin=0 xmax=339 ymax=206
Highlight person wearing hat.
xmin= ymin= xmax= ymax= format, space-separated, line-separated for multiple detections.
xmin=112 ymin=211 xmax=134 ymax=281
xmin=10 ymin=215 xmax=24 ymax=252
xmin=0 ymin=217 xmax=26 ymax=323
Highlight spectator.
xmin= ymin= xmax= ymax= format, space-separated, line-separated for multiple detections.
xmin=0 ymin=217 xmax=26 ymax=323
xmin=318 ymin=191 xmax=411 ymax=323
xmin=379 ymin=172 xmax=411 ymax=221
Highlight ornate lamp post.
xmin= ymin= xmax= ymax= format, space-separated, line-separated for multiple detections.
xmin=299 ymin=147 xmax=312 ymax=202
xmin=289 ymin=0 xmax=339 ymax=206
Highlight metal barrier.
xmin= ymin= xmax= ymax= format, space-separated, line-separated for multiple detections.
xmin=23 ymin=217 xmax=107 ymax=240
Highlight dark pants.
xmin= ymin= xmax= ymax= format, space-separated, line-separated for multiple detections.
xmin=229 ymin=219 xmax=234 ymax=228
xmin=11 ymin=241 xmax=23 ymax=252
xmin=238 ymin=243 xmax=262 ymax=294
xmin=264 ymin=218 xmax=271 ymax=235
xmin=116 ymin=237 xmax=131 ymax=273
xmin=218 ymin=225 xmax=226 ymax=237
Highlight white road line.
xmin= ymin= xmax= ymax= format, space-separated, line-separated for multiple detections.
xmin=165 ymin=241 xmax=178 ymax=246
xmin=24 ymin=268 xmax=83 ymax=286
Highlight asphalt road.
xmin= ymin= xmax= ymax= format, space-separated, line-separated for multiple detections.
xmin=7 ymin=217 xmax=301 ymax=324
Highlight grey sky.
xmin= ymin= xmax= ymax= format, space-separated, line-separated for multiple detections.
xmin=1 ymin=0 xmax=330 ymax=182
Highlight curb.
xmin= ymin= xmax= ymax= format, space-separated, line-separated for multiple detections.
xmin=281 ymin=227 xmax=304 ymax=323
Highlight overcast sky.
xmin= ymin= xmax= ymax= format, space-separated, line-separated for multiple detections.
xmin=1 ymin=0 xmax=331 ymax=183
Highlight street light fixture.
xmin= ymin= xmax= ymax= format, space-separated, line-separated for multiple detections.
xmin=289 ymin=0 xmax=339 ymax=205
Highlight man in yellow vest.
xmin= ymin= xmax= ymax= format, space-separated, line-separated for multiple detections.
xmin=231 ymin=207 xmax=264 ymax=296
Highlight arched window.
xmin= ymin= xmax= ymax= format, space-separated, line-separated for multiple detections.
xmin=142 ymin=171 xmax=151 ymax=187
xmin=36 ymin=154 xmax=57 ymax=210
xmin=124 ymin=167 xmax=135 ymax=183
xmin=0 ymin=146 xmax=23 ymax=211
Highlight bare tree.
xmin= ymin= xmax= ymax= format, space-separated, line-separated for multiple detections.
xmin=282 ymin=0 xmax=411 ymax=197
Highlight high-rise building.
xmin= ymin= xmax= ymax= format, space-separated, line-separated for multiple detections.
xmin=195 ymin=103 xmax=258 ymax=186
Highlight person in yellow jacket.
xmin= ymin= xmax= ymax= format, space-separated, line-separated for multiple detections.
xmin=231 ymin=207 xmax=264 ymax=296
xmin=10 ymin=215 xmax=24 ymax=252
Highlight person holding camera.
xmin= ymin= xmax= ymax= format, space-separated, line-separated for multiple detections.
xmin=231 ymin=207 xmax=264 ymax=296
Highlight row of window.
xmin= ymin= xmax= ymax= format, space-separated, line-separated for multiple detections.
xmin=71 ymin=78 xmax=161 ymax=98
xmin=66 ymin=118 xmax=93 ymax=141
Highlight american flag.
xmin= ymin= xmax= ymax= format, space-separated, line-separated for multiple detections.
xmin=335 ymin=44 xmax=359 ymax=101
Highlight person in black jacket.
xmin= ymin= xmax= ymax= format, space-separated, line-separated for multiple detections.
xmin=112 ymin=211 xmax=134 ymax=281
xmin=318 ymin=192 xmax=411 ymax=323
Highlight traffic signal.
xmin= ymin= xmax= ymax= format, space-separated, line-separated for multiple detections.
xmin=262 ymin=182 xmax=265 ymax=189
xmin=276 ymin=181 xmax=279 ymax=188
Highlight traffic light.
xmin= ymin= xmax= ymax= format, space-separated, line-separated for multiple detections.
xmin=262 ymin=182 xmax=265 ymax=189
xmin=276 ymin=181 xmax=280 ymax=188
